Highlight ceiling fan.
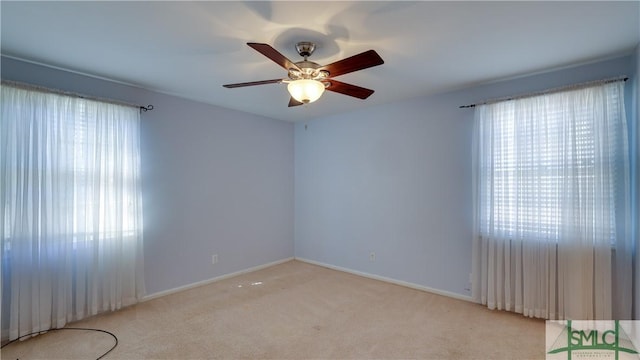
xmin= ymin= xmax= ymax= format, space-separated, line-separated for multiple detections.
xmin=223 ymin=42 xmax=384 ymax=107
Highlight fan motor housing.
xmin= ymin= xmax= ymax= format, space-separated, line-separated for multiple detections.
xmin=288 ymin=61 xmax=328 ymax=81
xmin=295 ymin=60 xmax=320 ymax=70
xmin=287 ymin=42 xmax=331 ymax=81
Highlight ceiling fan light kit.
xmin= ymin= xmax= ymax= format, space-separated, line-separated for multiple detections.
xmin=223 ymin=41 xmax=384 ymax=107
xmin=287 ymin=79 xmax=325 ymax=104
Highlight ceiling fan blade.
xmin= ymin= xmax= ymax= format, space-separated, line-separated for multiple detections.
xmin=288 ymin=97 xmax=304 ymax=107
xmin=324 ymin=80 xmax=375 ymax=99
xmin=223 ymin=79 xmax=282 ymax=88
xmin=247 ymin=43 xmax=301 ymax=71
xmin=319 ymin=50 xmax=384 ymax=78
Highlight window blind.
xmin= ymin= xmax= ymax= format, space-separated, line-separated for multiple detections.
xmin=477 ymin=85 xmax=621 ymax=243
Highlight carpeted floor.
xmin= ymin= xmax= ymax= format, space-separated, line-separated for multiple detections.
xmin=1 ymin=260 xmax=545 ymax=359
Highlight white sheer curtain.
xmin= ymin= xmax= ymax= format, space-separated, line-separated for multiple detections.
xmin=471 ymin=81 xmax=631 ymax=320
xmin=1 ymin=84 xmax=145 ymax=341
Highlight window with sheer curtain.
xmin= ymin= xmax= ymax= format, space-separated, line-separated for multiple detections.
xmin=1 ymin=83 xmax=145 ymax=341
xmin=471 ymin=80 xmax=631 ymax=320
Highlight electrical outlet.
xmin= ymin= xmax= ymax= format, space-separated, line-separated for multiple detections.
xmin=369 ymin=252 xmax=376 ymax=261
xmin=212 ymin=254 xmax=218 ymax=265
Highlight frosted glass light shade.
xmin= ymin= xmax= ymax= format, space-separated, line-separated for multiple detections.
xmin=287 ymin=80 xmax=325 ymax=104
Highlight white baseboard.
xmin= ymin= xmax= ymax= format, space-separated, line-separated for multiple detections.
xmin=142 ymin=256 xmax=474 ymax=304
xmin=295 ymin=257 xmax=474 ymax=303
xmin=142 ymin=257 xmax=294 ymax=302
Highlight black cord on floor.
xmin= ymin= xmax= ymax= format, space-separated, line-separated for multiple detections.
xmin=1 ymin=327 xmax=118 ymax=360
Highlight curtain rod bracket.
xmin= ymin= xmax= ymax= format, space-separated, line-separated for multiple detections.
xmin=140 ymin=105 xmax=154 ymax=112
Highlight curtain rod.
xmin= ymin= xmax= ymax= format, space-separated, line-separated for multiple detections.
xmin=459 ymin=76 xmax=628 ymax=109
xmin=1 ymin=79 xmax=154 ymax=112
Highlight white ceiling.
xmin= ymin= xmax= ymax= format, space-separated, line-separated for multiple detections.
xmin=2 ymin=1 xmax=639 ymax=122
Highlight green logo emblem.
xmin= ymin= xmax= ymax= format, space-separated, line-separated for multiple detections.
xmin=547 ymin=320 xmax=639 ymax=360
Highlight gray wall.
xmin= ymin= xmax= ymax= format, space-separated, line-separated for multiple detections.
xmin=294 ymin=54 xmax=637 ymax=299
xmin=1 ymin=56 xmax=295 ymax=297
xmin=634 ymin=44 xmax=640 ymax=320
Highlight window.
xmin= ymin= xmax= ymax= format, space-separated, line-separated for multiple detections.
xmin=471 ymin=80 xmax=632 ymax=320
xmin=1 ymin=83 xmax=145 ymax=341
xmin=69 ymin=102 xmax=140 ymax=240
xmin=476 ymin=83 xmax=623 ymax=243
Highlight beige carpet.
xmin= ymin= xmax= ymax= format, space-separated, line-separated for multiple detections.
xmin=1 ymin=260 xmax=545 ymax=359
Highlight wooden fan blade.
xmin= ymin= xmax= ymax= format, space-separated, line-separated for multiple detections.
xmin=288 ymin=97 xmax=304 ymax=107
xmin=319 ymin=50 xmax=384 ymax=78
xmin=247 ymin=43 xmax=301 ymax=71
xmin=324 ymin=80 xmax=375 ymax=99
xmin=223 ymin=79 xmax=282 ymax=88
